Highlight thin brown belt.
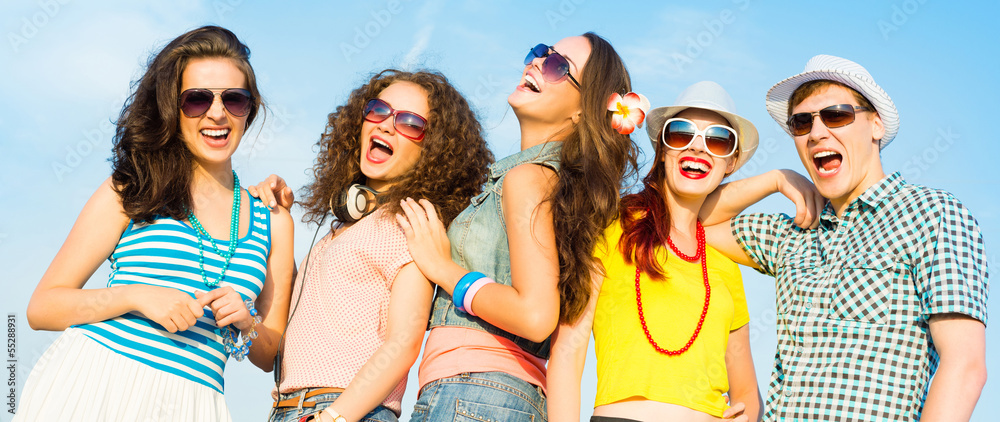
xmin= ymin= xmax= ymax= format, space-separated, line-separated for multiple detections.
xmin=272 ymin=387 xmax=346 ymax=408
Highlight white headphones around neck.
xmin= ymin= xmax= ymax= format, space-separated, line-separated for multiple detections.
xmin=331 ymin=184 xmax=379 ymax=222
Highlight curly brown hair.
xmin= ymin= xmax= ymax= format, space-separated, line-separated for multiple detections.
xmin=554 ymin=32 xmax=641 ymax=324
xmin=300 ymin=69 xmax=493 ymax=228
xmin=110 ymin=26 xmax=263 ymax=223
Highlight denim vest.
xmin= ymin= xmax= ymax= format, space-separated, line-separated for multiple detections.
xmin=429 ymin=142 xmax=562 ymax=359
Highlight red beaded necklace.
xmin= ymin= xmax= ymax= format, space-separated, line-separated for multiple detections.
xmin=634 ymin=220 xmax=711 ymax=356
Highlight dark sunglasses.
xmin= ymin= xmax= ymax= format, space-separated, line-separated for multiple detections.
xmin=524 ymin=44 xmax=581 ymax=89
xmin=661 ymin=118 xmax=739 ymax=158
xmin=786 ymin=104 xmax=873 ymax=136
xmin=363 ymin=98 xmax=428 ymax=141
xmin=179 ymin=88 xmax=253 ymax=118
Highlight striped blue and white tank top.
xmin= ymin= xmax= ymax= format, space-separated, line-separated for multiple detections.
xmin=75 ymin=190 xmax=270 ymax=393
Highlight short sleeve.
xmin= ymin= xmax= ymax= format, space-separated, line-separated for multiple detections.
xmin=377 ymin=214 xmax=415 ymax=289
xmin=730 ymin=213 xmax=796 ymax=277
xmin=714 ymin=253 xmax=749 ymax=330
xmin=914 ymin=196 xmax=989 ymax=325
xmin=729 ymin=278 xmax=749 ymax=330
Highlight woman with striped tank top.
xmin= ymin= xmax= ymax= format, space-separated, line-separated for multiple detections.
xmin=15 ymin=26 xmax=295 ymax=421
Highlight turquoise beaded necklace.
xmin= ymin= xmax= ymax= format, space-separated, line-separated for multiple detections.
xmin=187 ymin=170 xmax=241 ymax=288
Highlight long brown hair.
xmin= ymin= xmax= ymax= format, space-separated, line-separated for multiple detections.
xmin=299 ymin=69 xmax=493 ymax=228
xmin=555 ymin=32 xmax=640 ymax=324
xmin=110 ymin=26 xmax=263 ymax=223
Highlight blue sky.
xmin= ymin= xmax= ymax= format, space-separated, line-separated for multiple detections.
xmin=1 ymin=1 xmax=997 ymax=421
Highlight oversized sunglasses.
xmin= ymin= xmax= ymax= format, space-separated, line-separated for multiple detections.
xmin=363 ymin=98 xmax=428 ymax=141
xmin=179 ymin=88 xmax=253 ymax=118
xmin=661 ymin=118 xmax=739 ymax=158
xmin=786 ymin=104 xmax=873 ymax=136
xmin=523 ymin=44 xmax=581 ymax=89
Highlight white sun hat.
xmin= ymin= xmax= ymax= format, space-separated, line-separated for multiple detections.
xmin=765 ymin=54 xmax=899 ymax=149
xmin=646 ymin=81 xmax=759 ymax=173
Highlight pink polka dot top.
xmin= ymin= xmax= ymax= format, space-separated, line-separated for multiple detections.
xmin=275 ymin=209 xmax=414 ymax=414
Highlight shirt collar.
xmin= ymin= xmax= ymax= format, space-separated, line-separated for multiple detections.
xmin=819 ymin=172 xmax=905 ymax=227
xmin=856 ymin=172 xmax=904 ymax=209
xmin=489 ymin=141 xmax=562 ymax=179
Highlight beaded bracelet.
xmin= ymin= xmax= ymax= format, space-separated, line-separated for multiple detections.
xmin=463 ymin=277 xmax=495 ymax=317
xmin=223 ymin=298 xmax=262 ymax=362
xmin=452 ymin=271 xmax=486 ymax=313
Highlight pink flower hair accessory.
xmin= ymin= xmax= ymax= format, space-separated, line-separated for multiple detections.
xmin=607 ymin=92 xmax=651 ymax=135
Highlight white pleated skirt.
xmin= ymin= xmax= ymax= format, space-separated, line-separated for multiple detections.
xmin=13 ymin=327 xmax=231 ymax=421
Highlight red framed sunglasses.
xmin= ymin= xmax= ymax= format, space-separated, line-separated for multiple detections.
xmin=363 ymin=98 xmax=427 ymax=141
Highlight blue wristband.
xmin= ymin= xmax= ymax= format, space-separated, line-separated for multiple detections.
xmin=453 ymin=271 xmax=486 ymax=312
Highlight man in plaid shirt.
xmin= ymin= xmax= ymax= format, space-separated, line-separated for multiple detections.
xmin=706 ymin=55 xmax=988 ymax=421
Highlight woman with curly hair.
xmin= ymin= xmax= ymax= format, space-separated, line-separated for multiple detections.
xmin=16 ymin=26 xmax=295 ymax=421
xmin=394 ymin=32 xmax=639 ymax=421
xmin=255 ymin=70 xmax=494 ymax=422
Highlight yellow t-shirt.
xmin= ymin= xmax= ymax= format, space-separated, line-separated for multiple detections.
xmin=592 ymin=220 xmax=749 ymax=417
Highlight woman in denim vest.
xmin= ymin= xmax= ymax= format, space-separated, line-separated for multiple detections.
xmin=396 ymin=32 xmax=639 ymax=421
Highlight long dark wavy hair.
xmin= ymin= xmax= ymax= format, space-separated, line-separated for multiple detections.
xmin=555 ymin=32 xmax=640 ymax=324
xmin=618 ymin=114 xmax=740 ymax=279
xmin=299 ymin=69 xmax=493 ymax=228
xmin=110 ymin=26 xmax=263 ymax=223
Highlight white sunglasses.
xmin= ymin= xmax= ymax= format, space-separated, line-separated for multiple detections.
xmin=661 ymin=118 xmax=739 ymax=158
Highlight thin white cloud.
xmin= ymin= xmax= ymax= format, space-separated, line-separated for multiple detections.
xmin=622 ymin=5 xmax=766 ymax=83
xmin=401 ymin=25 xmax=434 ymax=70
xmin=399 ymin=0 xmax=447 ymax=69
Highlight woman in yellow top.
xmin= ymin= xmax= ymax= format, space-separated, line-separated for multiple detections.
xmin=548 ymin=81 xmax=824 ymax=422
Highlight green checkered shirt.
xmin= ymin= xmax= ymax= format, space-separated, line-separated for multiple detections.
xmin=732 ymin=172 xmax=988 ymax=421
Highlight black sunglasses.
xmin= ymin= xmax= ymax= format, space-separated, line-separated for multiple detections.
xmin=786 ymin=104 xmax=872 ymax=136
xmin=524 ymin=44 xmax=581 ymax=89
xmin=179 ymin=88 xmax=253 ymax=118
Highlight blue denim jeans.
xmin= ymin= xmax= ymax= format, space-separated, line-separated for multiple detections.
xmin=409 ymin=372 xmax=547 ymax=421
xmin=268 ymin=389 xmax=397 ymax=422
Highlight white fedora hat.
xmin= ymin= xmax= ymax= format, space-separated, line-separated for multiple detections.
xmin=646 ymin=81 xmax=758 ymax=173
xmin=766 ymin=54 xmax=899 ymax=149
